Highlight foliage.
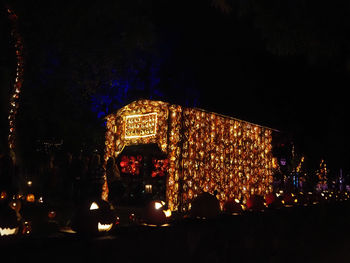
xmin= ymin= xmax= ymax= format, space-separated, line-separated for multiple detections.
xmin=213 ymin=0 xmax=350 ymax=68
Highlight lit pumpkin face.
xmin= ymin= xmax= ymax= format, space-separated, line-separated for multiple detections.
xmin=0 ymin=226 xmax=18 ymax=236
xmin=72 ymin=199 xmax=117 ymax=235
xmin=143 ymin=200 xmax=172 ymax=226
xmin=0 ymin=203 xmax=19 ymax=236
xmin=26 ymin=194 xmax=35 ymax=203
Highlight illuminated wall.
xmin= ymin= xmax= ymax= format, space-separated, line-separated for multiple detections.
xmin=104 ymin=100 xmax=274 ymax=211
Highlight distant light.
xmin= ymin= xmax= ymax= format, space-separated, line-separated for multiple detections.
xmin=48 ymin=211 xmax=56 ymax=219
xmin=27 ymin=181 xmax=32 ymax=187
xmin=0 ymin=191 xmax=7 ymax=200
xmin=26 ymin=194 xmax=35 ymax=202
xmin=145 ymin=184 xmax=152 ymax=193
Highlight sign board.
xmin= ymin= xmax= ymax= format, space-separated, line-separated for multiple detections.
xmin=125 ymin=112 xmax=157 ymax=139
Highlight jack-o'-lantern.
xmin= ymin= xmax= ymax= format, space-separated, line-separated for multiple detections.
xmin=72 ymin=199 xmax=117 ymax=235
xmin=282 ymin=192 xmax=298 ymax=207
xmin=265 ymin=193 xmax=282 ymax=209
xmin=246 ymin=194 xmax=265 ymax=211
xmin=143 ymin=200 xmax=172 ymax=226
xmin=223 ymin=199 xmax=243 ymax=215
xmin=26 ymin=194 xmax=35 ymax=203
xmin=0 ymin=203 xmax=19 ymax=236
xmin=265 ymin=193 xmax=276 ymax=206
xmin=190 ymin=192 xmax=220 ymax=219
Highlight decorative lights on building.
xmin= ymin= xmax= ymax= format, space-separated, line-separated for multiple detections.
xmin=7 ymin=6 xmax=24 ymax=153
xmin=104 ymin=100 xmax=274 ymax=211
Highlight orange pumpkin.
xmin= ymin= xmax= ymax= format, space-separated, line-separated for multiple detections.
xmin=143 ymin=200 xmax=168 ymax=225
xmin=26 ymin=194 xmax=35 ymax=203
xmin=265 ymin=193 xmax=276 ymax=206
xmin=246 ymin=194 xmax=265 ymax=211
xmin=190 ymin=192 xmax=220 ymax=219
xmin=223 ymin=199 xmax=243 ymax=214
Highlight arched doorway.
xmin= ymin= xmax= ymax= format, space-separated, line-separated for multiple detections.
xmin=115 ymin=143 xmax=168 ymax=206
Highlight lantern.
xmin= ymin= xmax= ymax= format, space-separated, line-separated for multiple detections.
xmin=143 ymin=200 xmax=172 ymax=226
xmin=72 ymin=199 xmax=117 ymax=235
xmin=26 ymin=194 xmax=35 ymax=203
xmin=0 ymin=203 xmax=19 ymax=236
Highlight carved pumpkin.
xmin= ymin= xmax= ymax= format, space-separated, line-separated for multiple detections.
xmin=190 ymin=192 xmax=220 ymax=219
xmin=282 ymin=192 xmax=298 ymax=207
xmin=246 ymin=194 xmax=265 ymax=211
xmin=0 ymin=202 xmax=19 ymax=236
xmin=143 ymin=200 xmax=171 ymax=226
xmin=266 ymin=194 xmax=283 ymax=209
xmin=264 ymin=193 xmax=276 ymax=206
xmin=72 ymin=199 xmax=117 ymax=235
xmin=223 ymin=199 xmax=243 ymax=215
xmin=26 ymin=194 xmax=35 ymax=203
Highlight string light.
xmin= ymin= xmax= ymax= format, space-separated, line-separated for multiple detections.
xmin=6 ymin=6 xmax=24 ymax=153
xmin=103 ymin=100 xmax=274 ymax=211
xmin=316 ymin=159 xmax=328 ymax=191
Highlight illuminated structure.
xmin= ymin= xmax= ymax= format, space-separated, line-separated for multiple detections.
xmin=7 ymin=6 xmax=24 ymax=153
xmin=104 ymin=100 xmax=275 ymax=212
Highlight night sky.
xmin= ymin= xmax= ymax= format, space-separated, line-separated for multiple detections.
xmin=1 ymin=0 xmax=349 ymax=171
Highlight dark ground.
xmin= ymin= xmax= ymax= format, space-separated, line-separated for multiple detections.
xmin=1 ymin=202 xmax=350 ymax=263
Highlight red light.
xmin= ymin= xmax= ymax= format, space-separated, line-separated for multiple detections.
xmin=119 ymin=155 xmax=142 ymax=175
xmin=48 ymin=211 xmax=56 ymax=219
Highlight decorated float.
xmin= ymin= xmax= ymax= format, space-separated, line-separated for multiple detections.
xmin=103 ymin=100 xmax=275 ymax=213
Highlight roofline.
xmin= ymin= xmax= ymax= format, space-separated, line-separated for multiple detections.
xmin=105 ymin=99 xmax=279 ymax=132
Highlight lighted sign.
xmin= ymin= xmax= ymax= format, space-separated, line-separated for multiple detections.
xmin=125 ymin=112 xmax=157 ymax=139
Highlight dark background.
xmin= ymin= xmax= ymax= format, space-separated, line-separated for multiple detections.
xmin=1 ymin=0 xmax=349 ymax=172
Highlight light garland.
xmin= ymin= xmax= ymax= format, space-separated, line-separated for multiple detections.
xmin=316 ymin=159 xmax=328 ymax=191
xmin=103 ymin=100 xmax=274 ymax=211
xmin=6 ymin=6 xmax=24 ymax=153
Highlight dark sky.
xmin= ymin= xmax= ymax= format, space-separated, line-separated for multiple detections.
xmin=1 ymin=0 xmax=349 ymax=171
xmin=153 ymin=0 xmax=350 ymax=171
